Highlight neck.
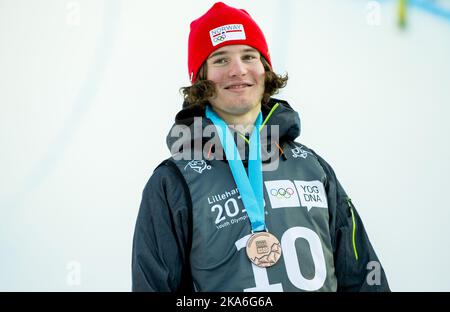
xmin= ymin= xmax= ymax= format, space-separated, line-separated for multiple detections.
xmin=211 ymin=104 xmax=261 ymax=135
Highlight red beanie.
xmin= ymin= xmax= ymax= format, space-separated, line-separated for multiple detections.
xmin=188 ymin=2 xmax=271 ymax=83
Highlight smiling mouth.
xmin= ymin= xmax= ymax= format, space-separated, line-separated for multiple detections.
xmin=224 ymin=83 xmax=253 ymax=90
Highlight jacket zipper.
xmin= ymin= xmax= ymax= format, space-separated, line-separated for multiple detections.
xmin=346 ymin=197 xmax=359 ymax=261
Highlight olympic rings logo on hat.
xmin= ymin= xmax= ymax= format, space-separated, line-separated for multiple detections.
xmin=270 ymin=188 xmax=295 ymax=198
xmin=213 ymin=33 xmax=227 ymax=43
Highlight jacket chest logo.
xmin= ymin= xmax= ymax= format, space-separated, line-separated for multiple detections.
xmin=264 ymin=180 xmax=328 ymax=211
xmin=291 ymin=146 xmax=309 ymax=159
xmin=184 ymin=160 xmax=212 ymax=174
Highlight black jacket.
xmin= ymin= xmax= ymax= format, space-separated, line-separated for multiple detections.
xmin=132 ymin=99 xmax=390 ymax=292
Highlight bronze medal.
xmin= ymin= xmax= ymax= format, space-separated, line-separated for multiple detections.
xmin=246 ymin=231 xmax=282 ymax=268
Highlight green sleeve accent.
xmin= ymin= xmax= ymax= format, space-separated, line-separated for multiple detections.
xmin=347 ymin=198 xmax=359 ymax=261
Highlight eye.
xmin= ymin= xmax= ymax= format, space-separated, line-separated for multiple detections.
xmin=242 ymin=54 xmax=258 ymax=61
xmin=212 ymin=57 xmax=227 ymax=65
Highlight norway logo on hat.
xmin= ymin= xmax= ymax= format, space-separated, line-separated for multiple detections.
xmin=209 ymin=24 xmax=246 ymax=47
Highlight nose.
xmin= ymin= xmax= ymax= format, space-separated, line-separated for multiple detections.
xmin=228 ymin=58 xmax=247 ymax=77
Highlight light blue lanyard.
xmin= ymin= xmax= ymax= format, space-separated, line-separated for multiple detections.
xmin=205 ymin=106 xmax=265 ymax=232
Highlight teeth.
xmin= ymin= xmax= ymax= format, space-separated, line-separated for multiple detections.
xmin=228 ymin=84 xmax=248 ymax=89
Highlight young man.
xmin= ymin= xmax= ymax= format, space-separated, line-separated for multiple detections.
xmin=132 ymin=2 xmax=390 ymax=292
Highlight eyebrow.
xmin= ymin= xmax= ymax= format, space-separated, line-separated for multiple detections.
xmin=208 ymin=48 xmax=259 ymax=59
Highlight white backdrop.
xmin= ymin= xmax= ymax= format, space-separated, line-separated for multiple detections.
xmin=1 ymin=0 xmax=449 ymax=291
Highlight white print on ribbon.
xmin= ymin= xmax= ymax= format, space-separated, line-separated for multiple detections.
xmin=294 ymin=180 xmax=328 ymax=211
xmin=264 ymin=180 xmax=300 ymax=209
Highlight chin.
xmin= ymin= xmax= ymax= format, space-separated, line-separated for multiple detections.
xmin=228 ymin=102 xmax=255 ymax=114
xmin=210 ymin=94 xmax=261 ymax=116
xmin=231 ymin=97 xmax=258 ymax=108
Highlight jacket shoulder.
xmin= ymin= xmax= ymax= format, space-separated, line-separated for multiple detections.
xmin=142 ymin=158 xmax=190 ymax=202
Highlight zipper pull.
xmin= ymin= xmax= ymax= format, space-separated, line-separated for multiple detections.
xmin=345 ymin=197 xmax=353 ymax=217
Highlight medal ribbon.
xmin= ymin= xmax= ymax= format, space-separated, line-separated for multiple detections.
xmin=205 ymin=106 xmax=265 ymax=232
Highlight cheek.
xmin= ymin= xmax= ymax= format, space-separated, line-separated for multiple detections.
xmin=206 ymin=68 xmax=223 ymax=84
xmin=256 ymin=71 xmax=266 ymax=86
xmin=254 ymin=64 xmax=266 ymax=84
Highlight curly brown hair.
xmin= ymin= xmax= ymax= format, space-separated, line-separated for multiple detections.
xmin=180 ymin=56 xmax=288 ymax=109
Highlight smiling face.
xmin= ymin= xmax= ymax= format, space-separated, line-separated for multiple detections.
xmin=206 ymin=45 xmax=266 ymax=124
